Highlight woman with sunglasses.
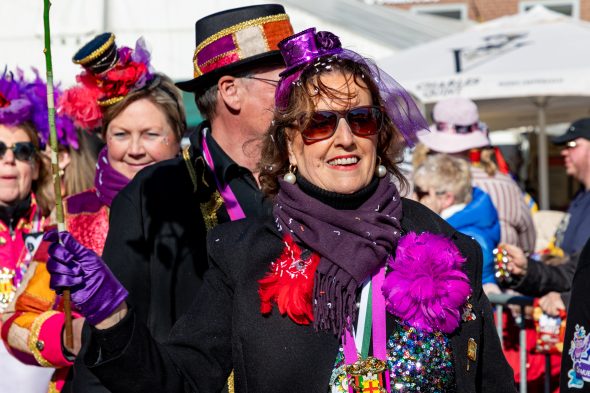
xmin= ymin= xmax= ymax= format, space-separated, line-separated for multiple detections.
xmin=44 ymin=29 xmax=515 ymax=392
xmin=0 ymin=69 xmax=76 ymax=392
xmin=1 ymin=33 xmax=184 ymax=393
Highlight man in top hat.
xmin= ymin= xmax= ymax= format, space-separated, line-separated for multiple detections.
xmin=99 ymin=4 xmax=294 ymax=344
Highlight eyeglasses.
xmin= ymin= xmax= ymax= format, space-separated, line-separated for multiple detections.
xmin=435 ymin=122 xmax=482 ymax=134
xmin=414 ymin=185 xmax=446 ymax=201
xmin=0 ymin=142 xmax=36 ymax=161
xmin=299 ymin=105 xmax=385 ymax=142
xmin=566 ymin=140 xmax=578 ymax=149
xmin=242 ymin=76 xmax=280 ymax=86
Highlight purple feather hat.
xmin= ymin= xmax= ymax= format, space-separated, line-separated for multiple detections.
xmin=22 ymin=69 xmax=78 ymax=149
xmin=275 ymin=28 xmax=428 ymax=146
xmin=0 ymin=68 xmax=78 ymax=149
xmin=0 ymin=68 xmax=32 ymax=126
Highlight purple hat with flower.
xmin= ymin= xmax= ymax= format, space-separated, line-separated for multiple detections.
xmin=0 ymin=68 xmax=78 ymax=149
xmin=275 ymin=28 xmax=428 ymax=146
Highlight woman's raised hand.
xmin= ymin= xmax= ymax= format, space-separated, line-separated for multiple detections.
xmin=44 ymin=229 xmax=128 ymax=326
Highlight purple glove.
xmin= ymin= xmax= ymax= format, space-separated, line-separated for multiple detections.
xmin=44 ymin=229 xmax=128 ymax=325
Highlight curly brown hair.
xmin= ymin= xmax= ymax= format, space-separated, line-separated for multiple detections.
xmin=258 ymin=57 xmax=407 ymax=196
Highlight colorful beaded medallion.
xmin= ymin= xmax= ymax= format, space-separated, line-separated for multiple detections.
xmin=330 ymin=320 xmax=456 ymax=392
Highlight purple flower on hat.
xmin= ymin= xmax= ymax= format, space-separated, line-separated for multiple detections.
xmin=315 ymin=31 xmax=341 ymax=50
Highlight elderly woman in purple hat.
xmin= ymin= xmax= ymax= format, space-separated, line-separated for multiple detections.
xmin=43 ymin=29 xmax=515 ymax=392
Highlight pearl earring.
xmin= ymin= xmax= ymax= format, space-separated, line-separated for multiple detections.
xmin=376 ymin=157 xmax=387 ymax=178
xmin=284 ymin=164 xmax=297 ymax=184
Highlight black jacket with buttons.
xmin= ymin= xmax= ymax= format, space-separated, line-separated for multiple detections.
xmin=87 ymin=198 xmax=516 ymax=393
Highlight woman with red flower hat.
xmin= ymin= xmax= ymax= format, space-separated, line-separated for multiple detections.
xmin=44 ymin=28 xmax=515 ymax=392
xmin=1 ymin=33 xmax=185 ymax=392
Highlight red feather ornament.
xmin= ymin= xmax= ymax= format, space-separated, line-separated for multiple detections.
xmin=258 ymin=235 xmax=320 ymax=325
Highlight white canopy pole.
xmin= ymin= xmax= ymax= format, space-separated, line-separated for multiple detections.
xmin=535 ymin=97 xmax=550 ymax=210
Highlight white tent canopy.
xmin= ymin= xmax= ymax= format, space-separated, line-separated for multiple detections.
xmin=0 ymin=0 xmax=469 ymax=86
xmin=379 ymin=6 xmax=590 ymax=209
xmin=380 ymin=6 xmax=590 ymax=104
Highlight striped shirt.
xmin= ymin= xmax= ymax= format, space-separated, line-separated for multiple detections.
xmin=471 ymin=166 xmax=536 ymax=253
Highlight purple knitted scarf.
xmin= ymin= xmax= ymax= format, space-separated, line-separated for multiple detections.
xmin=94 ymin=146 xmax=130 ymax=207
xmin=274 ymin=177 xmax=402 ymax=334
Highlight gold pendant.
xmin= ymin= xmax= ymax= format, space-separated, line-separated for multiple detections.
xmin=345 ymin=356 xmax=387 ymax=393
xmin=0 ymin=267 xmax=16 ymax=311
xmin=467 ymin=337 xmax=477 ymax=371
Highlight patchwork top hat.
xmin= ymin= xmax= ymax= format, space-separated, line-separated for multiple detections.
xmin=176 ymin=4 xmax=294 ymax=93
xmin=418 ymin=97 xmax=490 ymax=154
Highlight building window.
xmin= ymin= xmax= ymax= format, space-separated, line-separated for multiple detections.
xmin=519 ymin=0 xmax=580 ymax=18
xmin=410 ymin=4 xmax=468 ymax=20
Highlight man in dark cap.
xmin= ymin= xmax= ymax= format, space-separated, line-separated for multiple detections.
xmin=500 ymin=118 xmax=590 ymax=330
xmin=552 ymin=118 xmax=590 ymax=256
xmin=100 ymin=4 xmax=294 ymax=342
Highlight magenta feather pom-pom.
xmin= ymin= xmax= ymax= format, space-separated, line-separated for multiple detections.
xmin=382 ymin=232 xmax=471 ymax=334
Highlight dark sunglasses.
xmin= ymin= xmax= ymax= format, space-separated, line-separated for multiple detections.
xmin=300 ymin=105 xmax=385 ymax=142
xmin=435 ymin=122 xmax=479 ymax=134
xmin=566 ymin=140 xmax=578 ymax=149
xmin=0 ymin=142 xmax=36 ymax=161
xmin=414 ymin=184 xmax=446 ymax=200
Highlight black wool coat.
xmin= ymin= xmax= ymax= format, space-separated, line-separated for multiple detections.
xmin=67 ymin=128 xmax=222 ymax=392
xmin=101 ymin=136 xmax=214 ymax=341
xmin=560 ymin=238 xmax=590 ymax=392
xmin=88 ymin=198 xmax=516 ymax=393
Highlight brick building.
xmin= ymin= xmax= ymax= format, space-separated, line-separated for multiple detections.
xmin=377 ymin=0 xmax=590 ymax=22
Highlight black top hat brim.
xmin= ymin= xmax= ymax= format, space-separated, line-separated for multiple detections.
xmin=176 ymin=50 xmax=284 ymax=94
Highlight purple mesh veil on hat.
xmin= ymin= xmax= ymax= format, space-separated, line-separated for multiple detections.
xmin=0 ymin=68 xmax=77 ymax=149
xmin=275 ymin=28 xmax=428 ymax=146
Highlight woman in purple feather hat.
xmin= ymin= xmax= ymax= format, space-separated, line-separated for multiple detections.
xmin=1 ymin=33 xmax=185 ymax=393
xmin=44 ymin=28 xmax=515 ymax=392
xmin=0 ymin=67 xmax=61 ymax=393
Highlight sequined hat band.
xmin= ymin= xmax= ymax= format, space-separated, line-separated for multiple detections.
xmin=193 ymin=13 xmax=293 ymax=78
